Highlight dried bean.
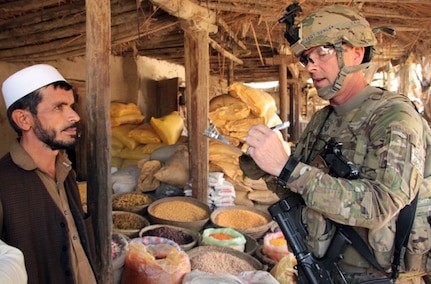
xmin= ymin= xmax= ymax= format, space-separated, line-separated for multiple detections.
xmin=141 ymin=227 xmax=193 ymax=245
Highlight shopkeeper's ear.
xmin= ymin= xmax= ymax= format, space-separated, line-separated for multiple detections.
xmin=11 ymin=109 xmax=32 ymax=131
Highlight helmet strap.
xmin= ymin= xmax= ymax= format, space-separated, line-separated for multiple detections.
xmin=317 ymin=42 xmax=370 ymax=100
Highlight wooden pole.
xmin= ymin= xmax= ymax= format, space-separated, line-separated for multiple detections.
xmin=85 ymin=0 xmax=112 ymax=283
xmin=279 ymin=63 xmax=288 ymax=140
xmin=182 ymin=20 xmax=210 ymax=203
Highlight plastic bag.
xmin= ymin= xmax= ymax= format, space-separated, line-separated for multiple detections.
xmin=201 ymin=228 xmax=247 ymax=251
xmin=270 ymin=253 xmax=298 ymax=284
xmin=263 ymin=231 xmax=289 ymax=261
xmin=121 ymin=239 xmax=190 ymax=284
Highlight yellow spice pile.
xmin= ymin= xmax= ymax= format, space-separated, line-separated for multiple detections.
xmin=215 ymin=209 xmax=268 ymax=229
xmin=151 ymin=200 xmax=208 ymax=221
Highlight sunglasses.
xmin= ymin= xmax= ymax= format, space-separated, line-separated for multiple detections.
xmin=299 ymin=45 xmax=336 ymax=66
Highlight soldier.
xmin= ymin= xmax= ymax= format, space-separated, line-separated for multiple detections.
xmin=242 ymin=5 xmax=431 ymax=283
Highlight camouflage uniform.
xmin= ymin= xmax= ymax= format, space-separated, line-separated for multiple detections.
xmin=240 ymin=86 xmax=431 ymax=283
xmin=241 ymin=5 xmax=431 ymax=282
xmin=285 ymin=85 xmax=431 ymax=283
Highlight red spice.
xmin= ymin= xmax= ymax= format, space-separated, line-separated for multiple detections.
xmin=209 ymin=233 xmax=233 ymax=240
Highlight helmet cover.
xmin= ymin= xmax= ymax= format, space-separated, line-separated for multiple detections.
xmin=291 ymin=5 xmax=377 ymax=56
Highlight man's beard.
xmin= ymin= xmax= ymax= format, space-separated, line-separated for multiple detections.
xmin=33 ymin=117 xmax=77 ymax=150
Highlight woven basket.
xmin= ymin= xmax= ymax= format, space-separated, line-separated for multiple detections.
xmin=210 ymin=205 xmax=275 ymax=239
xmin=187 ymin=245 xmax=264 ymax=273
xmin=112 ymin=192 xmax=154 ymax=216
xmin=147 ymin=197 xmax=210 ymax=232
xmin=139 ymin=224 xmax=199 ymax=251
xmin=112 ymin=211 xmax=150 ymax=238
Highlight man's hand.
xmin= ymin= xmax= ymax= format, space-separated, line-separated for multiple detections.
xmin=245 ymin=124 xmax=290 ymax=177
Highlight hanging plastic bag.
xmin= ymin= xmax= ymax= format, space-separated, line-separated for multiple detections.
xmin=121 ymin=237 xmax=191 ymax=284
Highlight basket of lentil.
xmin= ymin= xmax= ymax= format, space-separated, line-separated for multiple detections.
xmin=187 ymin=245 xmax=263 ymax=274
xmin=112 ymin=211 xmax=150 ymax=238
xmin=147 ymin=197 xmax=211 ymax=232
xmin=112 ymin=192 xmax=154 ymax=216
xmin=210 ymin=205 xmax=274 ymax=239
xmin=139 ymin=224 xmax=199 ymax=251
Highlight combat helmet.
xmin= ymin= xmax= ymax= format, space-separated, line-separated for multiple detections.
xmin=280 ymin=4 xmax=377 ymax=100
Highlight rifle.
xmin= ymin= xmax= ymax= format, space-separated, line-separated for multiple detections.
xmin=269 ymin=194 xmax=351 ymax=283
xmin=269 ymin=139 xmax=394 ymax=283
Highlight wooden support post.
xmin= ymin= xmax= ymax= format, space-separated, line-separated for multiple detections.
xmin=182 ymin=21 xmax=210 ymax=203
xmin=279 ymin=63 xmax=288 ymax=140
xmin=85 ymin=0 xmax=112 ymax=282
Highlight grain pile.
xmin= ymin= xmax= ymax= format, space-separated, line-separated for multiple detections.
xmin=190 ymin=251 xmax=256 ymax=274
xmin=113 ymin=213 xmax=146 ymax=230
xmin=151 ymin=200 xmax=209 ymax=221
xmin=112 ymin=193 xmax=152 ymax=209
xmin=215 ymin=208 xmax=268 ymax=229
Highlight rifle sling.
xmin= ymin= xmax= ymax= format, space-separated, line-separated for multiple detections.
xmin=336 ymin=192 xmax=419 ymax=280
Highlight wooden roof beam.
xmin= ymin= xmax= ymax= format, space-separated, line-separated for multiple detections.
xmin=150 ymin=0 xmax=217 ymax=33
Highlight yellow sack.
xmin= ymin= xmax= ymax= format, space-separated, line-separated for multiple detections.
xmin=112 ymin=124 xmax=140 ymax=150
xmin=117 ymin=145 xmax=149 ymax=160
xmin=142 ymin=143 xmax=167 ymax=154
xmin=112 ymin=136 xmax=125 ymax=149
xmin=110 ymin=102 xmax=142 ymax=117
xmin=128 ymin=123 xmax=161 ymax=144
xmin=225 ymin=116 xmax=265 ymax=132
xmin=209 ymin=94 xmax=244 ymax=112
xmin=228 ymin=83 xmax=277 ymax=117
xmin=209 ymin=102 xmax=250 ymax=121
xmin=150 ymin=111 xmax=184 ymax=145
xmin=111 ymin=114 xmax=145 ymax=128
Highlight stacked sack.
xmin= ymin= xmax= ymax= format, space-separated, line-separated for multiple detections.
xmin=207 ymin=172 xmax=236 ymax=209
xmin=209 ymin=83 xmax=288 ymax=210
xmin=110 ymin=101 xmax=186 ymax=170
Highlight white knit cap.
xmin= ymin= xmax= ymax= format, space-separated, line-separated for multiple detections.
xmin=2 ymin=64 xmax=67 ymax=109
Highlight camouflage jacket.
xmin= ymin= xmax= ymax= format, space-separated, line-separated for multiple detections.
xmin=287 ymin=86 xmax=431 ymax=271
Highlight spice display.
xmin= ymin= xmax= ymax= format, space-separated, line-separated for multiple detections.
xmin=209 ymin=233 xmax=233 ymax=240
xmin=141 ymin=226 xmax=194 ymax=245
xmin=202 ymin=228 xmax=247 ymax=252
xmin=190 ymin=251 xmax=256 ymax=274
xmin=151 ymin=200 xmax=208 ymax=221
xmin=112 ymin=193 xmax=152 ymax=208
xmin=215 ymin=209 xmax=268 ymax=229
xmin=270 ymin=238 xmax=287 ymax=246
xmin=113 ymin=213 xmax=146 ymax=230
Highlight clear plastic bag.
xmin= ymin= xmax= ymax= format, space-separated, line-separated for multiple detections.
xmin=121 ymin=240 xmax=190 ymax=284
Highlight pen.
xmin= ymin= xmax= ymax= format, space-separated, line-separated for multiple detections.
xmin=271 ymin=121 xmax=290 ymax=131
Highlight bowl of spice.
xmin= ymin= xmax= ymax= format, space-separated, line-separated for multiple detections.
xmin=139 ymin=224 xmax=199 ymax=251
xmin=211 ymin=205 xmax=274 ymax=239
xmin=112 ymin=211 xmax=150 ymax=238
xmin=147 ymin=197 xmax=211 ymax=232
xmin=112 ymin=192 xmax=154 ymax=216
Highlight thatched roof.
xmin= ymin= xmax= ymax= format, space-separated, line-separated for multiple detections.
xmin=1 ymin=0 xmax=430 ymax=83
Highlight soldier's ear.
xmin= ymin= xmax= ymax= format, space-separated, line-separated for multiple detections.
xmin=11 ymin=109 xmax=32 ymax=131
xmin=353 ymin=46 xmax=366 ymax=64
